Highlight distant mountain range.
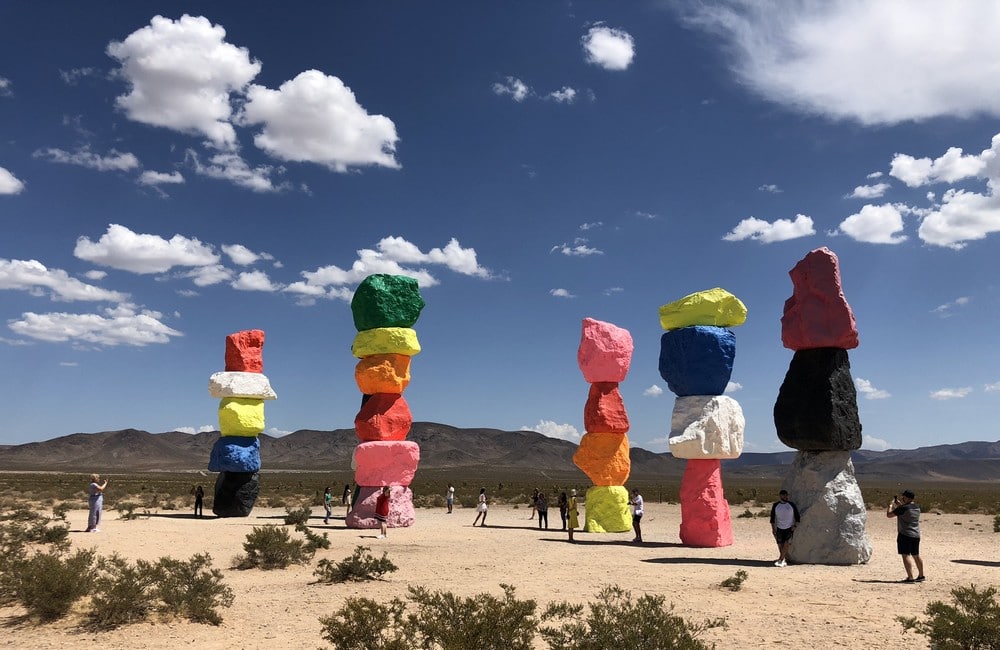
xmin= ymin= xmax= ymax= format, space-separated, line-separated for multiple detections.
xmin=1 ymin=423 xmax=999 ymax=481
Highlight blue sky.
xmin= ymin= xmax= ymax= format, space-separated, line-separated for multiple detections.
xmin=2 ymin=2 xmax=1000 ymax=453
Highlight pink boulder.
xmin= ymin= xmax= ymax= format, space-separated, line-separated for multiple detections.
xmin=781 ymin=247 xmax=859 ymax=350
xmin=678 ymin=459 xmax=734 ymax=547
xmin=583 ymin=382 xmax=630 ymax=434
xmin=345 ymin=485 xmax=416 ymax=529
xmin=578 ymin=318 xmax=634 ymax=383
xmin=354 ymin=440 xmax=420 ymax=486
xmin=225 ymin=329 xmax=265 ymax=372
xmin=355 ymin=393 xmax=413 ymax=442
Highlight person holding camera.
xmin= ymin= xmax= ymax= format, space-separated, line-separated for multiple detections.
xmin=887 ymin=489 xmax=924 ymax=583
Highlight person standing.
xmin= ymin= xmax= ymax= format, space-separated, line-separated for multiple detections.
xmin=629 ymin=488 xmax=644 ymax=543
xmin=193 ymin=485 xmax=204 ymax=518
xmin=473 ymin=487 xmax=488 ymax=526
xmin=446 ymin=484 xmax=455 ymax=514
xmin=567 ymin=489 xmax=579 ymax=542
xmin=770 ymin=489 xmax=800 ymax=567
xmin=323 ymin=486 xmax=333 ymax=524
xmin=341 ymin=483 xmax=351 ymax=506
xmin=887 ymin=489 xmax=924 ymax=582
xmin=375 ymin=486 xmax=391 ymax=538
xmin=536 ymin=491 xmax=549 ymax=529
xmin=85 ymin=474 xmax=108 ymax=532
xmin=529 ymin=488 xmax=539 ymax=520
xmin=557 ymin=491 xmax=569 ymax=530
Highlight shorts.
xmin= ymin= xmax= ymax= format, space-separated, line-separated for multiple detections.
xmin=774 ymin=527 xmax=794 ymax=544
xmin=632 ymin=513 xmax=643 ymax=525
xmin=897 ymin=534 xmax=920 ymax=555
xmin=375 ymin=514 xmax=388 ymax=523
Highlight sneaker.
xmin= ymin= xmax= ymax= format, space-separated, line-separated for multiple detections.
xmin=92 ymin=528 xmax=100 ymax=533
xmin=915 ymin=576 xmax=926 ymax=582
xmin=378 ymin=534 xmax=386 ymax=539
xmin=774 ymin=559 xmax=786 ymax=567
xmin=902 ymin=577 xmax=915 ymax=583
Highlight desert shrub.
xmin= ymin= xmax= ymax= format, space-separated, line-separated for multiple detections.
xmin=736 ymin=508 xmax=755 ymax=518
xmin=314 ymin=545 xmax=398 ymax=583
xmin=406 ymin=583 xmax=538 ymax=650
xmin=320 ymin=596 xmax=411 ymax=650
xmin=540 ymin=585 xmax=725 ymax=650
xmin=720 ymin=570 xmax=748 ymax=591
xmin=0 ymin=505 xmax=70 ymax=551
xmin=296 ymin=523 xmax=331 ymax=552
xmin=993 ymin=514 xmax=1000 ymax=533
xmin=267 ymin=496 xmax=287 ymax=508
xmin=154 ymin=554 xmax=234 ymax=625
xmin=898 ymin=584 xmax=1000 ymax=649
xmin=51 ymin=502 xmax=72 ymax=520
xmin=12 ymin=548 xmax=96 ymax=621
xmin=87 ymin=553 xmax=159 ymax=628
xmin=284 ymin=505 xmax=312 ymax=526
xmin=233 ymin=524 xmax=314 ymax=570
xmin=115 ymin=501 xmax=148 ymax=520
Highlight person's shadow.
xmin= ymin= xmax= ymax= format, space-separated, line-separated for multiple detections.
xmin=645 ymin=557 xmax=771 ymax=567
xmin=952 ymin=559 xmax=1000 ymax=568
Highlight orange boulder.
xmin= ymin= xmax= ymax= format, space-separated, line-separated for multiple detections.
xmin=355 ymin=354 xmax=411 ymax=394
xmin=572 ymin=431 xmax=631 ymax=486
xmin=584 ymin=382 xmax=629 ymax=434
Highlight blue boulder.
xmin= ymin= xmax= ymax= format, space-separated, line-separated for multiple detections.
xmin=658 ymin=326 xmax=735 ymax=396
xmin=208 ymin=436 xmax=261 ymax=473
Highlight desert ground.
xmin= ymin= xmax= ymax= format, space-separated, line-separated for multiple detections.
xmin=3 ymin=500 xmax=998 ymax=649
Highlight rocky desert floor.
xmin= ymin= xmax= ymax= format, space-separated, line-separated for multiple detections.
xmin=3 ymin=502 xmax=999 ymax=649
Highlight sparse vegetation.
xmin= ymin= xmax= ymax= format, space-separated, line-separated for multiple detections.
xmin=736 ymin=508 xmax=756 ymax=518
xmin=720 ymin=570 xmax=749 ymax=592
xmin=87 ymin=554 xmax=159 ymax=628
xmin=233 ymin=524 xmax=315 ymax=569
xmin=314 ymin=545 xmax=398 ymax=583
xmin=284 ymin=505 xmax=312 ymax=526
xmin=993 ymin=514 xmax=1000 ymax=533
xmin=152 ymin=554 xmax=234 ymax=625
xmin=115 ymin=501 xmax=149 ymax=520
xmin=898 ymin=584 xmax=1000 ymax=649
xmin=297 ymin=523 xmax=332 ymax=552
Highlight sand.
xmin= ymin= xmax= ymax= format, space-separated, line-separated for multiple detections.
xmin=3 ymin=501 xmax=997 ymax=649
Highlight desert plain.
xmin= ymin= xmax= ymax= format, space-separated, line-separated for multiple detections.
xmin=2 ymin=499 xmax=999 ymax=649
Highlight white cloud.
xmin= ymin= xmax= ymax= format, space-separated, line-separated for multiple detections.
xmin=59 ymin=361 xmax=78 ymax=367
xmin=890 ymin=147 xmax=990 ymax=187
xmin=643 ymin=385 xmax=664 ymax=397
xmin=59 ymin=68 xmax=98 ymax=85
xmin=603 ymin=286 xmax=624 ymax=296
xmin=837 ymin=203 xmax=907 ymax=244
xmin=867 ymin=171 xmax=884 ymax=180
xmin=0 ymin=77 xmax=11 ymax=96
xmin=550 ymin=239 xmax=604 ymax=256
xmin=182 ymin=264 xmax=233 ymax=287
xmin=107 ymin=14 xmax=261 ymax=148
xmin=265 ymin=427 xmax=293 ymax=437
xmin=635 ymin=211 xmax=658 ymax=219
xmin=0 ymin=166 xmax=25 ymax=194
xmin=984 ymin=382 xmax=1000 ymax=392
xmin=546 ymin=87 xmax=578 ymax=103
xmin=929 ymin=387 xmax=972 ymax=400
xmin=175 ymin=425 xmax=215 ymax=434
xmin=758 ymin=183 xmax=782 ymax=193
xmin=522 ymin=420 xmax=581 ymax=442
xmin=186 ymin=150 xmax=286 ymax=193
xmin=855 ymin=377 xmax=891 ymax=400
xmin=682 ymin=1 xmax=1000 ymax=124
xmin=74 ymin=224 xmax=219 ymax=274
xmin=240 ymin=70 xmax=400 ymax=172
xmin=222 ymin=244 xmax=273 ymax=266
xmin=83 ymin=270 xmax=107 ymax=280
xmin=231 ymin=270 xmax=281 ymax=292
xmin=33 ymin=147 xmax=139 ymax=172
xmin=722 ymin=214 xmax=815 ymax=243
xmin=492 ymin=76 xmax=531 ymax=102
xmin=549 ymin=288 xmax=575 ymax=298
xmin=138 ymin=170 xmax=184 ymax=186
xmin=725 ymin=381 xmax=743 ymax=393
xmin=847 ymin=183 xmax=891 ymax=199
xmin=579 ymin=222 xmax=603 ymax=231
xmin=863 ymin=435 xmax=891 ymax=451
xmin=931 ymin=296 xmax=971 ymax=317
xmin=8 ymin=303 xmax=182 ymax=346
xmin=582 ymin=25 xmax=635 ymax=71
xmin=0 ymin=258 xmax=128 ymax=302
xmin=918 ymin=187 xmax=1000 ymax=249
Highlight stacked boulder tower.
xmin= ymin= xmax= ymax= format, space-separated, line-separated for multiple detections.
xmin=658 ymin=288 xmax=747 ymax=547
xmin=207 ymin=329 xmax=276 ymax=517
xmin=346 ymin=274 xmax=424 ymax=530
xmin=774 ymin=247 xmax=871 ymax=565
xmin=573 ymin=317 xmax=634 ymax=534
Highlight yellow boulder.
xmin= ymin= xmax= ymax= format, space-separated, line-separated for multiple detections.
xmin=658 ymin=287 xmax=747 ymax=330
xmin=583 ymin=486 xmax=631 ymax=533
xmin=218 ymin=397 xmax=265 ymax=436
xmin=351 ymin=327 xmax=421 ymax=358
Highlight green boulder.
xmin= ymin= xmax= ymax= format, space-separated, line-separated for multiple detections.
xmin=351 ymin=274 xmax=425 ymax=331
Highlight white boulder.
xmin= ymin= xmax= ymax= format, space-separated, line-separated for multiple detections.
xmin=668 ymin=395 xmax=745 ymax=459
xmin=208 ymin=371 xmax=277 ymax=400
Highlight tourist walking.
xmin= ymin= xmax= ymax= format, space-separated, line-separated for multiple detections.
xmin=887 ymin=489 xmax=924 ymax=582
xmin=567 ymin=489 xmax=579 ymax=542
xmin=323 ymin=486 xmax=333 ymax=524
xmin=193 ymin=484 xmax=204 ymax=518
xmin=375 ymin=486 xmax=391 ymax=538
xmin=85 ymin=473 xmax=108 ymax=532
xmin=557 ymin=491 xmax=568 ymax=530
xmin=629 ymin=488 xmax=644 ymax=543
xmin=537 ymin=491 xmax=549 ymax=529
xmin=770 ymin=489 xmax=800 ymax=567
xmin=473 ymin=487 xmax=488 ymax=526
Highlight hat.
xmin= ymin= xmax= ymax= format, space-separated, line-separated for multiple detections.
xmin=570 ymin=489 xmax=576 ymax=495
xmin=902 ymin=489 xmax=915 ymax=499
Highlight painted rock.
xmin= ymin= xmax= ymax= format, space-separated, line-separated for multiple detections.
xmin=573 ymin=432 xmax=631 ymax=485
xmin=218 ymin=397 xmax=265 ymax=436
xmin=678 ymin=459 xmax=733 ymax=547
xmin=345 ymin=485 xmax=416 ymax=529
xmin=212 ymin=471 xmax=259 ymax=517
xmin=669 ymin=395 xmax=745 ymax=459
xmin=352 ymin=327 xmax=421 ymax=358
xmin=583 ymin=485 xmax=631 ymax=533
xmin=351 ymin=274 xmax=426 ymax=331
xmin=208 ymin=436 xmax=261 ymax=473
xmin=225 ymin=329 xmax=265 ymax=373
xmin=658 ymin=288 xmax=747 ymax=331
xmin=583 ymin=382 xmax=630 ymax=434
xmin=781 ymin=247 xmax=859 ymax=350
xmin=578 ymin=318 xmax=634 ymax=383
xmin=658 ymin=326 xmax=735 ymax=396
xmin=774 ymin=348 xmax=862 ymax=451
xmin=355 ymin=393 xmax=413 ymax=442
xmin=355 ymin=354 xmax=411 ymax=395
xmin=353 ymin=440 xmax=420 ymax=486
xmin=209 ymin=371 xmax=277 ymax=400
